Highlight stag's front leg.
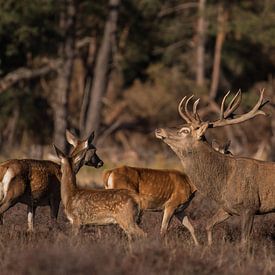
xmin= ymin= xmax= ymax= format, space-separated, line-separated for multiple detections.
xmin=27 ymin=205 xmax=36 ymax=232
xmin=175 ymin=211 xmax=199 ymax=246
xmin=160 ymin=206 xmax=175 ymax=237
xmin=206 ymin=208 xmax=231 ymax=245
xmin=241 ymin=209 xmax=254 ymax=244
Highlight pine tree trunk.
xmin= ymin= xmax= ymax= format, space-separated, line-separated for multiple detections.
xmin=209 ymin=5 xmax=228 ymax=100
xmin=196 ymin=0 xmax=206 ymax=87
xmin=83 ymin=0 xmax=121 ymax=138
xmin=53 ymin=0 xmax=76 ymax=152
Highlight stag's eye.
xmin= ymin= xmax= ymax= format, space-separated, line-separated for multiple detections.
xmin=178 ymin=128 xmax=190 ymax=135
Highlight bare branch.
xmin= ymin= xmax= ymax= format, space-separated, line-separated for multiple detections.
xmin=0 ymin=59 xmax=61 ymax=93
xmin=158 ymin=2 xmax=198 ymax=18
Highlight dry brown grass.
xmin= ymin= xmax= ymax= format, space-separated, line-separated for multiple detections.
xmin=0 ymin=191 xmax=274 ymax=275
xmin=0 ymin=155 xmax=274 ymax=274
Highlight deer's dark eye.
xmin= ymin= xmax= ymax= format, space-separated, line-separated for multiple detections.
xmin=178 ymin=128 xmax=190 ymax=135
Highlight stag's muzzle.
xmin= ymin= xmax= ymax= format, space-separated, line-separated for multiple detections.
xmin=155 ymin=128 xmax=167 ymax=140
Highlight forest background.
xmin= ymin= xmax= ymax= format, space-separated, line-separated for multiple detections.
xmin=0 ymin=0 xmax=275 ymax=165
xmin=0 ymin=2 xmax=275 ymax=274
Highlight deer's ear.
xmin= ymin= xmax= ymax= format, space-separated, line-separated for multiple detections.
xmin=53 ymin=145 xmax=65 ymax=159
xmin=224 ymin=140 xmax=231 ymax=151
xmin=88 ymin=131 xmax=95 ymax=146
xmin=195 ymin=123 xmax=209 ymax=140
xmin=66 ymin=129 xmax=78 ymax=147
xmin=212 ymin=139 xmax=220 ymax=151
xmin=83 ymin=131 xmax=95 ymax=149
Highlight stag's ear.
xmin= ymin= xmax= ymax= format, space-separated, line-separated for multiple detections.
xmin=212 ymin=139 xmax=220 ymax=151
xmin=224 ymin=140 xmax=231 ymax=151
xmin=66 ymin=129 xmax=78 ymax=147
xmin=195 ymin=123 xmax=209 ymax=140
xmin=53 ymin=145 xmax=65 ymax=159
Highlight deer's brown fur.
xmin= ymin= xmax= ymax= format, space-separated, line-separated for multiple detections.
xmin=0 ymin=130 xmax=103 ymax=231
xmin=55 ymin=147 xmax=146 ymax=239
xmin=156 ymin=90 xmax=274 ymax=244
xmin=103 ymin=166 xmax=198 ymax=244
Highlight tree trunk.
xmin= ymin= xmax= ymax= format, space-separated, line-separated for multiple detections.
xmin=196 ymin=0 xmax=206 ymax=87
xmin=79 ymin=37 xmax=97 ymax=134
xmin=209 ymin=5 xmax=228 ymax=100
xmin=53 ymin=0 xmax=76 ymax=152
xmin=83 ymin=0 xmax=121 ymax=138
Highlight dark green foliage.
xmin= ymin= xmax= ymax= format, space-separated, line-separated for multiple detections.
xmin=0 ymin=0 xmax=59 ymax=74
xmin=0 ymin=0 xmax=275 ymax=150
xmin=0 ymin=88 xmax=53 ymax=146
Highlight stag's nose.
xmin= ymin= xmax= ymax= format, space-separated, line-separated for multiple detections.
xmin=155 ymin=128 xmax=166 ymax=139
xmin=97 ymin=160 xmax=104 ymax=168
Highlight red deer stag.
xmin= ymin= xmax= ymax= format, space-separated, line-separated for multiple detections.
xmin=103 ymin=142 xmax=231 ymax=245
xmin=54 ymin=146 xmax=146 ymax=239
xmin=155 ymin=90 xmax=274 ymax=244
xmin=0 ymin=130 xmax=103 ymax=231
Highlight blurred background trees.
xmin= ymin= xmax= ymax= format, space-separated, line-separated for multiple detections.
xmin=0 ymin=0 xmax=275 ymax=161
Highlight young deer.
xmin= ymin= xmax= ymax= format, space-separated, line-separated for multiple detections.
xmin=156 ymin=90 xmax=274 ymax=244
xmin=104 ymin=167 xmax=198 ymax=244
xmin=103 ymin=142 xmax=231 ymax=246
xmin=0 ymin=130 xmax=103 ymax=231
xmin=54 ymin=146 xmax=146 ymax=239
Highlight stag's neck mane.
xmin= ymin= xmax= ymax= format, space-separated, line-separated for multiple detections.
xmin=172 ymin=139 xmax=232 ymax=202
xmin=61 ymin=159 xmax=77 ymax=208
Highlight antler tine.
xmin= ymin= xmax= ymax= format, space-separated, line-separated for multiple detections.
xmin=178 ymin=96 xmax=192 ymax=123
xmin=185 ymin=95 xmax=197 ymax=122
xmin=251 ymin=88 xmax=268 ymax=114
xmin=211 ymin=89 xmax=269 ymax=128
xmin=193 ymin=98 xmax=201 ymax=122
xmin=224 ymin=90 xmax=242 ymax=118
xmin=220 ymin=91 xmax=230 ymax=120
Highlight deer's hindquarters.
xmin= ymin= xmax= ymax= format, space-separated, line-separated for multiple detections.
xmin=0 ymin=168 xmax=15 ymax=202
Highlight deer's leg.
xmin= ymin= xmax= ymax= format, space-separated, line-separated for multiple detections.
xmin=175 ymin=211 xmax=199 ymax=246
xmin=49 ymin=195 xmax=60 ymax=227
xmin=0 ymin=201 xmax=12 ymax=215
xmin=71 ymin=222 xmax=80 ymax=235
xmin=27 ymin=204 xmax=36 ymax=232
xmin=118 ymin=219 xmax=146 ymax=240
xmin=160 ymin=206 xmax=175 ymax=237
xmin=116 ymin=204 xmax=146 ymax=240
xmin=241 ymin=210 xmax=254 ymax=244
xmin=206 ymin=208 xmax=231 ymax=245
xmin=0 ymin=190 xmax=16 ymax=215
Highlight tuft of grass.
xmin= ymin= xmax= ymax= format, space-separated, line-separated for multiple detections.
xmin=0 ymin=196 xmax=274 ymax=275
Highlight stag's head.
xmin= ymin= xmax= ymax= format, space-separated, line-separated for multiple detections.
xmin=156 ymin=90 xmax=268 ymax=152
xmin=66 ymin=130 xmax=104 ymax=169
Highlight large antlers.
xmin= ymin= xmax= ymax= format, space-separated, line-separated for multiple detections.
xmin=178 ymin=96 xmax=202 ymax=126
xmin=210 ymin=89 xmax=268 ymax=128
xmin=178 ymin=89 xmax=269 ymax=128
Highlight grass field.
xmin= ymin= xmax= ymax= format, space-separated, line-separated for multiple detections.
xmin=0 ymin=187 xmax=274 ymax=275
